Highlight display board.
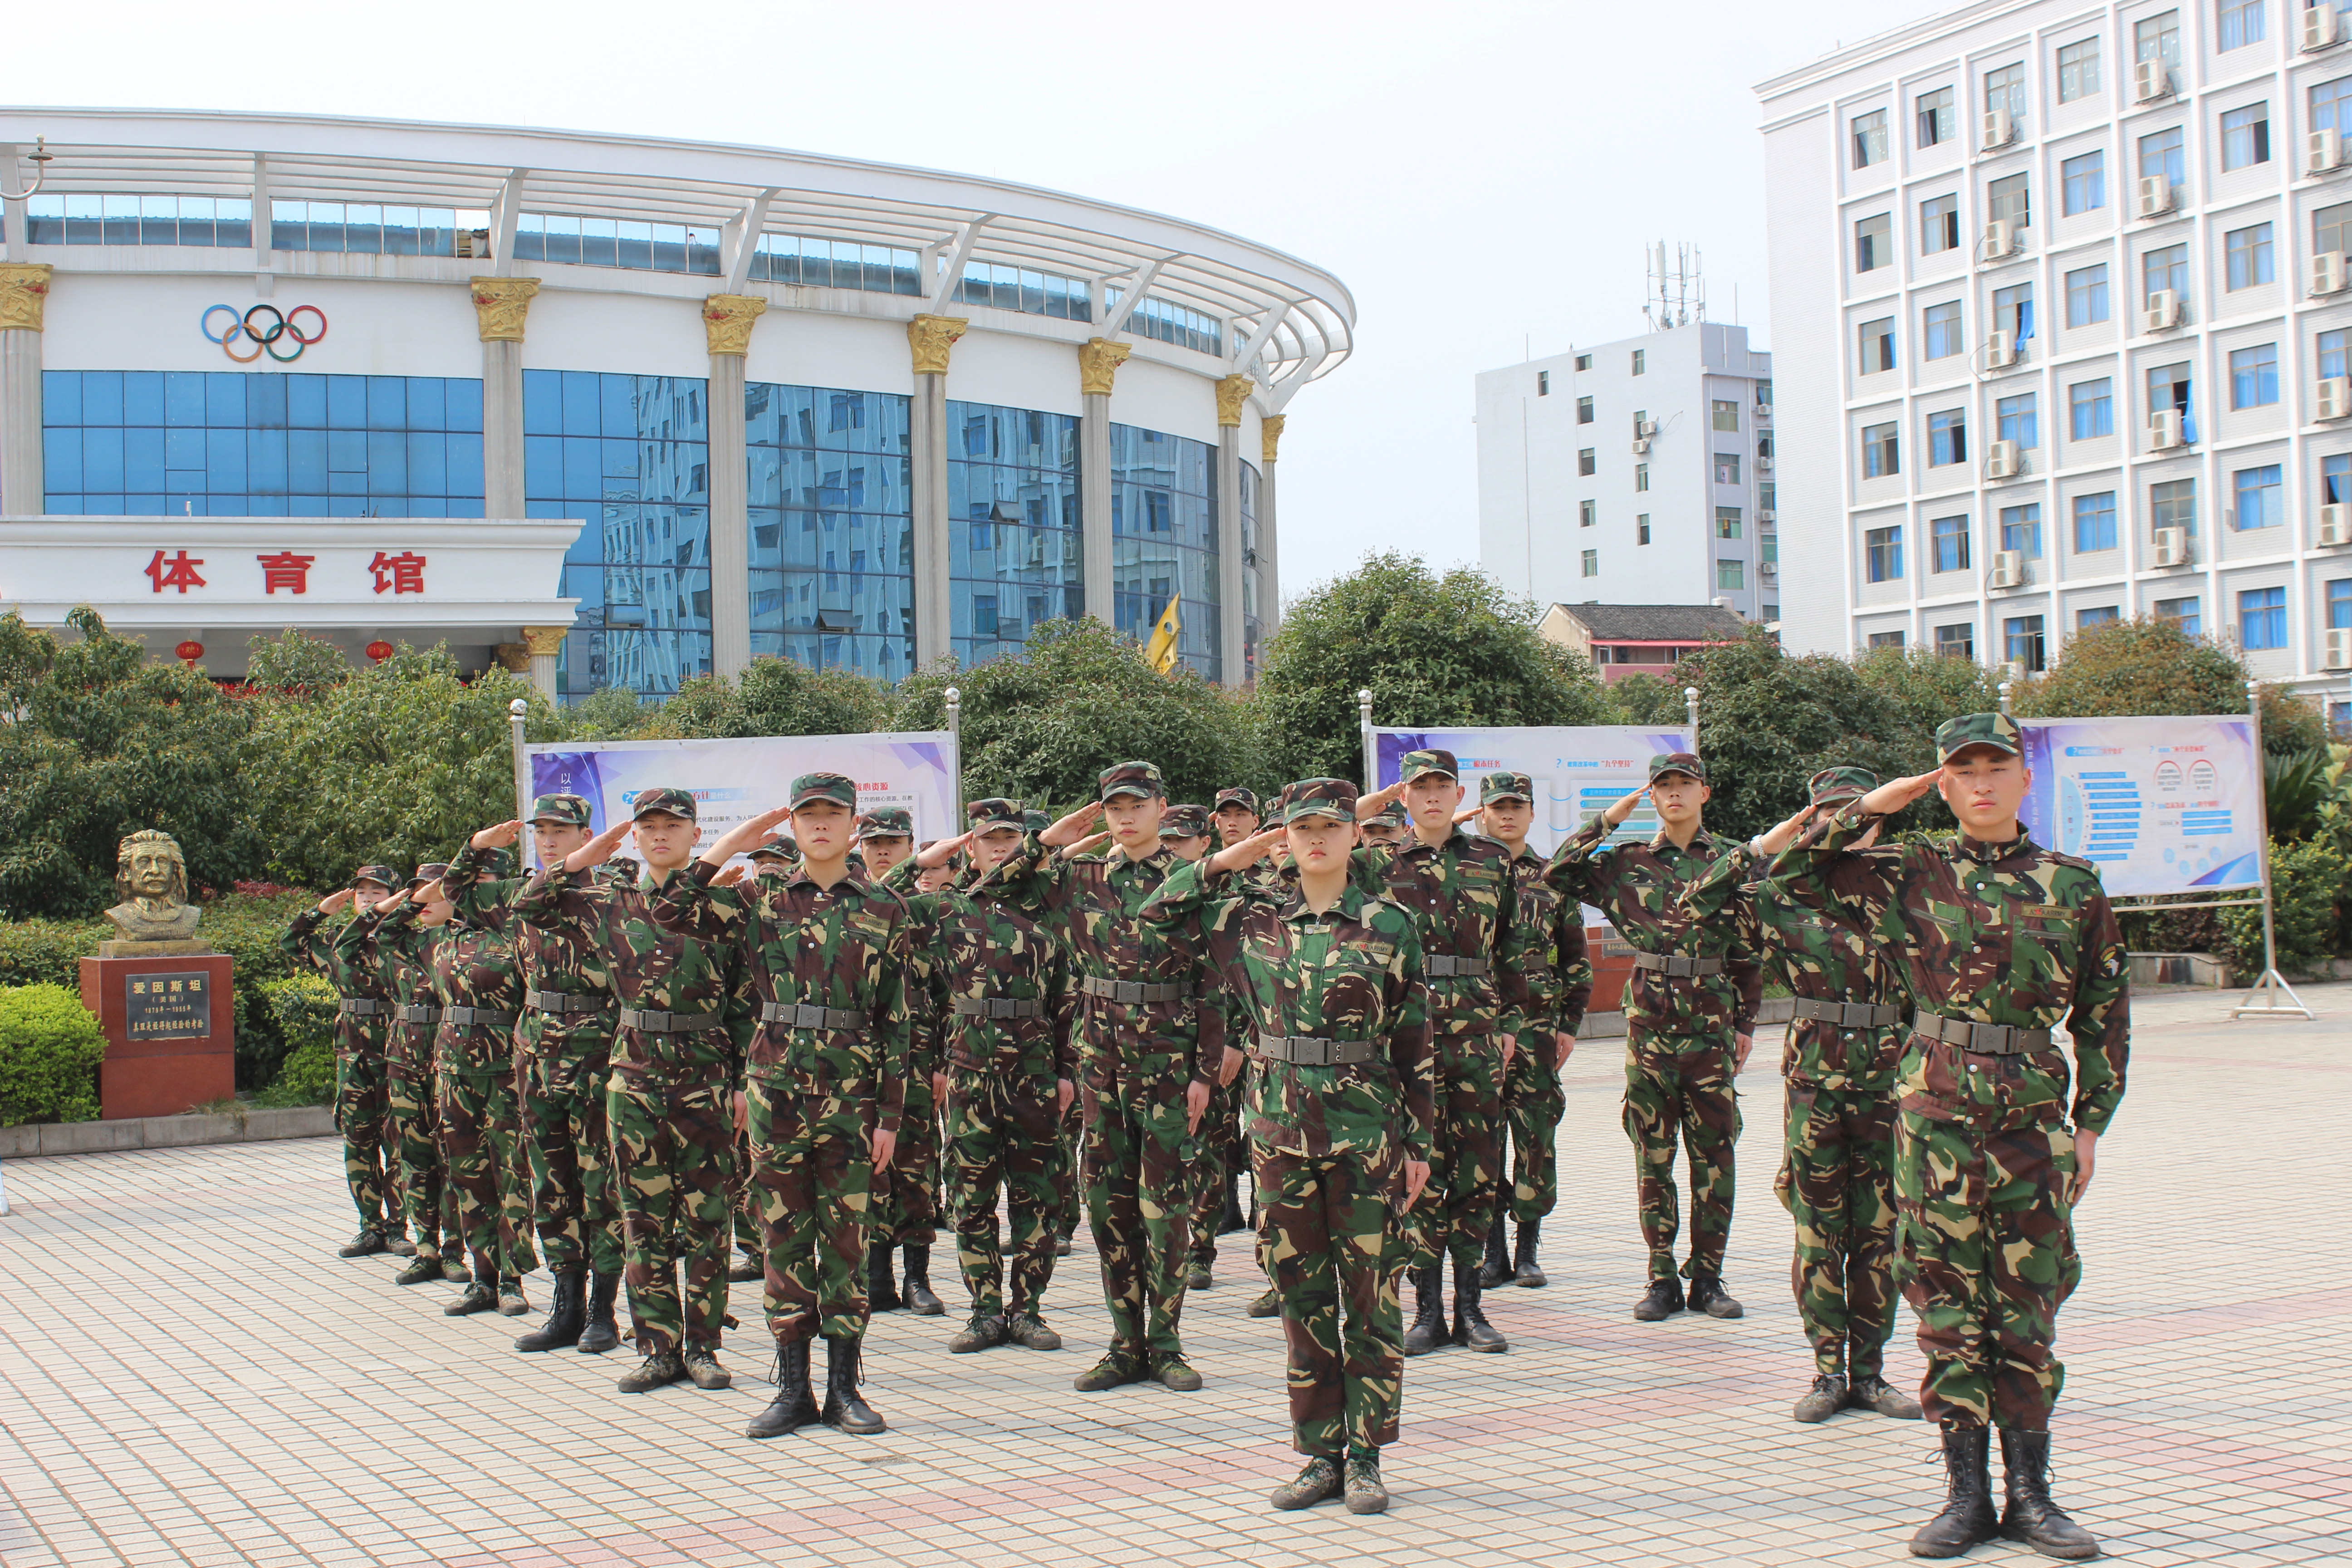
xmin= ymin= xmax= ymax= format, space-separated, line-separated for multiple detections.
xmin=1372 ymin=725 xmax=1698 ymax=858
xmin=2016 ymin=714 xmax=2263 ymax=898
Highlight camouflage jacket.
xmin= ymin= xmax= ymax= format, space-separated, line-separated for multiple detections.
xmin=513 ymin=864 xmax=752 ymax=1092
xmin=1545 ymin=818 xmax=1764 ymax=1041
xmin=282 ymin=905 xmax=387 ymax=1057
xmin=1504 ymin=842 xmax=1596 ymax=1037
xmin=426 ymin=915 xmax=525 ymax=1078
xmin=1774 ymin=807 xmax=2130 ymax=1135
xmin=646 ymin=861 xmax=912 ymax=1134
xmin=1682 ymin=841 xmax=1908 ymax=1091
xmin=910 ymin=872 xmax=1077 ymax=1085
xmin=448 ymin=843 xmax=618 ymax=1063
xmin=1142 ymin=859 xmax=1435 ymax=1166
xmin=1376 ymin=828 xmax=1538 ymax=1039
xmin=335 ymin=902 xmax=444 ymax=1072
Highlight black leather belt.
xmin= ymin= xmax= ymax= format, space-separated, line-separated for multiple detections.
xmin=528 ymin=990 xmax=609 ymax=1015
xmin=619 ymin=1007 xmax=723 ymax=1033
xmin=952 ymin=997 xmax=1044 ymax=1019
xmin=1914 ymin=1013 xmax=2053 ymax=1055
xmin=394 ymin=1004 xmax=442 ymax=1024
xmin=1079 ymin=975 xmax=1185 ymax=1004
xmin=445 ymin=1007 xmax=517 ymax=1029
xmin=1792 ymin=997 xmax=1902 ymax=1028
xmin=1255 ymin=1034 xmax=1376 ymax=1066
xmin=1632 ymin=952 xmax=1724 ymax=977
xmin=1425 ymin=955 xmax=1491 ymax=979
xmin=338 ymin=997 xmax=385 ymax=1016
xmin=761 ymin=1002 xmax=871 ymax=1030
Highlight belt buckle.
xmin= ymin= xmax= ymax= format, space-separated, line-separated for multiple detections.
xmin=1966 ymin=1020 xmax=2003 ymax=1053
xmin=793 ymin=1003 xmax=821 ymax=1029
xmin=1298 ymin=1038 xmax=1327 ymax=1066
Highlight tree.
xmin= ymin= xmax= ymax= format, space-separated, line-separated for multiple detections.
xmin=640 ymin=656 xmax=887 ymax=740
xmin=1853 ymin=645 xmax=2002 ymax=738
xmin=243 ymin=629 xmax=355 ymax=696
xmin=0 ymin=608 xmax=264 ymax=917
xmin=1604 ymin=673 xmax=1690 ymax=725
xmin=2015 ymin=616 xmax=2325 ymax=753
xmin=1254 ymin=554 xmax=1614 ymax=784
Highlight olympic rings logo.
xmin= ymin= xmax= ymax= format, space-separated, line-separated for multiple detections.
xmin=201 ymin=303 xmax=328 ymax=364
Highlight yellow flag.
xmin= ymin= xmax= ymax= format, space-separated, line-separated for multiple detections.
xmin=1142 ymin=591 xmax=1182 ymax=673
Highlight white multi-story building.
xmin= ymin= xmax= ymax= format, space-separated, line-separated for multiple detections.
xmin=1476 ymin=323 xmax=1777 ymax=621
xmin=1759 ymin=0 xmax=2352 ymax=718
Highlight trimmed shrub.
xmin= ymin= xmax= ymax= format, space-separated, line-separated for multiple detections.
xmin=2221 ymin=836 xmax=2351 ymax=980
xmin=254 ymin=974 xmax=338 ymax=1107
xmin=0 ymin=983 xmax=108 ymax=1126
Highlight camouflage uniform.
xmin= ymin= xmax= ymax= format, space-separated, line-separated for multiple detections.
xmin=858 ymin=809 xmax=939 ymax=1266
xmin=338 ymin=876 xmax=448 ymax=1270
xmin=1143 ymin=779 xmax=1435 ymax=1479
xmin=1162 ymin=800 xmax=1248 ymax=1282
xmin=1545 ymin=753 xmax=1763 ymax=1296
xmin=283 ymin=878 xmax=398 ymax=1241
xmin=428 ymin=861 xmax=539 ymax=1289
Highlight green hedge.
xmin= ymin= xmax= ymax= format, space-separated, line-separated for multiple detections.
xmin=0 ymin=983 xmax=108 ymax=1125
xmin=2223 ymin=836 xmax=2352 ymax=980
xmin=254 ymin=974 xmax=338 ymax=1107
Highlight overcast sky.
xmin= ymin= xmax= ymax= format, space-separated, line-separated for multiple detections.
xmin=16 ymin=0 xmax=1944 ymax=602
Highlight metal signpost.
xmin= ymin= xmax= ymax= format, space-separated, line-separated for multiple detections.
xmin=946 ymin=686 xmax=964 ymax=823
xmin=2227 ymin=681 xmax=2311 ymax=1019
xmin=509 ymin=697 xmax=534 ymax=869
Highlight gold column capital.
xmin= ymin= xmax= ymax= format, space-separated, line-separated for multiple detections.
xmin=1077 ymin=337 xmax=1133 ymax=397
xmin=469 ymin=276 xmax=541 ymax=343
xmin=1215 ymin=373 xmax=1256 ymax=427
xmin=494 ymin=642 xmax=532 ymax=673
xmin=520 ymin=626 xmax=570 ymax=657
xmin=907 ymin=314 xmax=969 ymax=375
xmin=1260 ymin=413 xmax=1287 ymax=466
xmin=702 ymin=294 xmax=769 ymax=356
xmin=0 ymin=263 xmax=56 ymax=332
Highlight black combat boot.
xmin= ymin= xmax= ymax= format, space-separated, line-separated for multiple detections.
xmin=514 ymin=1269 xmax=585 ymax=1352
xmin=744 ymin=1339 xmax=818 ymax=1438
xmin=1687 ymin=1273 xmax=1744 ymax=1319
xmin=1632 ymin=1275 xmax=1684 ymax=1320
xmin=820 ymin=1335 xmax=886 ymax=1434
xmin=1450 ymin=1259 xmax=1509 ymax=1352
xmin=1908 ymin=1426 xmax=1998 ymax=1558
xmin=1512 ymin=1220 xmax=1548 ymax=1287
xmin=576 ymin=1272 xmax=621 ymax=1354
xmin=1998 ymin=1429 xmax=2101 ymax=1559
xmin=900 ymin=1245 xmax=945 ymax=1315
xmin=1219 ymin=1172 xmax=1249 ymax=1235
xmin=1478 ymin=1215 xmax=1513 ymax=1288
xmin=866 ymin=1240 xmax=902 ymax=1313
xmin=1401 ymin=1266 xmax=1447 ymax=1357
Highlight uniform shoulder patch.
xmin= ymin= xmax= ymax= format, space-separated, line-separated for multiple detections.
xmin=2041 ymin=848 xmax=2100 ymax=876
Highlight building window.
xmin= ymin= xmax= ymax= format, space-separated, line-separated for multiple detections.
xmin=1997 ymin=392 xmax=2038 ymax=449
xmin=2061 ymin=151 xmax=2106 ymax=216
xmin=2004 ymin=614 xmax=2048 ymax=672
xmin=2321 ymin=328 xmax=2351 ymax=381
xmin=1635 ymin=462 xmax=1650 ymax=491
xmin=1581 ymin=499 xmax=1597 ymax=527
xmin=1989 ymin=173 xmax=2031 ymax=230
xmin=1851 ymin=211 xmax=1891 ymax=272
xmin=742 ymin=233 xmax=927 ymax=295
xmin=1859 ymin=316 xmax=1896 ymax=374
xmin=1866 ymin=524 xmax=1905 ymax=581
xmin=2327 ymin=576 xmax=2352 ymax=627
xmin=1863 ymin=422 xmax=1900 ymax=478
xmin=2073 ymin=490 xmax=2118 ymax=551
xmin=1637 ymin=514 xmax=1652 ymax=544
xmin=2153 ymin=477 xmax=2198 ymax=538
xmin=1932 ymin=514 xmax=1972 ymax=573
xmin=1929 ymin=408 xmax=1969 ymax=467
xmin=1577 ymin=394 xmax=1593 ymax=423
xmin=2230 ymin=343 xmax=2279 ymax=408
xmin=2226 ymin=223 xmax=2275 ymax=290
xmin=2140 ymin=127 xmax=2187 ymax=191
xmin=2065 ymin=264 xmax=2110 ymax=326
xmin=2156 ymin=595 xmax=2202 ymax=636
xmin=1717 ymin=559 xmax=1746 ymax=590
xmin=1921 ymin=195 xmax=1961 ymax=254
xmin=2239 ymin=585 xmax=2287 ymax=647
xmin=1758 ymin=380 xmax=1774 ymax=406
xmin=1715 ymin=506 xmax=1743 ymax=539
xmin=1760 ymin=481 xmax=1777 ymax=511
xmin=1538 ymin=371 xmax=1551 ymax=396
xmin=512 ymin=213 xmax=720 ymax=276
xmin=1924 ymin=300 xmax=1965 ymax=358
xmin=2149 ymin=362 xmax=2195 ymax=438
xmin=2313 ymin=76 xmax=2352 ymax=137
xmin=1574 ymin=353 xmax=1592 ymax=371
xmin=1853 ymin=109 xmax=1890 ymax=168
xmin=1107 ymin=293 xmax=1223 ymax=356
xmin=2137 ymin=12 xmax=2183 ymax=94
xmin=1869 ymin=629 xmax=1909 ymax=649
xmin=2217 ymin=0 xmax=2266 ymax=52
xmin=1714 ymin=452 xmax=1743 ymax=485
xmin=23 ymin=192 xmax=260 ymax=250
xmin=2220 ymin=103 xmax=2271 ymax=170
xmin=2144 ymin=244 xmax=2190 ymax=304
xmin=1107 ymin=421 xmax=1221 ymax=677
xmin=2326 ymin=451 xmax=2352 ymax=502
xmin=1713 ymin=399 xmax=1741 ymax=431
xmin=1581 ymin=548 xmax=1598 ymax=578
xmin=2233 ymin=463 xmax=2283 ymax=528
xmin=1918 ymin=85 xmax=1956 ymax=146
xmin=1936 ymin=622 xmax=1976 ymax=659
xmin=1631 ymin=349 xmax=1646 ymax=375
xmin=2078 ymin=606 xmax=2120 ymax=631
xmin=1993 ymin=283 xmax=2034 ymax=345
xmin=953 ymin=260 xmax=1095 ymax=320
xmin=1758 ymin=431 xmax=1774 ymax=460
xmin=2070 ymin=378 xmax=2114 ymax=439
xmin=2058 ymin=37 xmax=2102 ymax=102
xmin=1984 ymin=62 xmax=2027 ymax=125
xmin=2000 ymin=503 xmax=2044 ymax=559
xmin=1578 ymin=447 xmax=1596 ymax=476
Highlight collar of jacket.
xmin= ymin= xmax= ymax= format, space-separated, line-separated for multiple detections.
xmin=1948 ymin=830 xmax=2038 ymax=866
xmin=1276 ymin=877 xmax=1375 ymax=925
xmin=1647 ymin=825 xmax=1720 ymax=855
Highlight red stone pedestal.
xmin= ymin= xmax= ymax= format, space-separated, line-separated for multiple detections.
xmin=78 ymin=953 xmax=237 ymax=1120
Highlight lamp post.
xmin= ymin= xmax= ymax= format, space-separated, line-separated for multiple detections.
xmin=0 ymin=139 xmax=53 ymax=202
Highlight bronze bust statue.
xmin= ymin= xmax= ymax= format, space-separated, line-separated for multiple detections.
xmin=103 ymin=829 xmax=204 ymax=944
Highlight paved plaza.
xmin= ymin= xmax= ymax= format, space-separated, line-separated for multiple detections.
xmin=1 ymin=984 xmax=2346 ymax=1568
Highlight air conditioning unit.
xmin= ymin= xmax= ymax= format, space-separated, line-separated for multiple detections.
xmin=2316 ymin=250 xmax=2349 ymax=296
xmin=1636 ymin=419 xmax=1659 ymax=437
xmin=2311 ymin=128 xmax=2346 ymax=176
xmin=2321 ymin=377 xmax=2352 ymax=419
xmin=1756 ymin=456 xmax=1773 ymax=473
xmin=1989 ymin=549 xmax=2028 ymax=588
xmin=2154 ymin=525 xmax=2192 ymax=566
xmin=1981 ymin=217 xmax=2017 ymax=260
xmin=2134 ymin=59 xmax=2172 ymax=102
xmin=2320 ymin=503 xmax=2352 ymax=544
xmin=1981 ymin=107 xmax=2016 ymax=150
xmin=1985 ymin=329 xmax=2018 ymax=368
xmin=1986 ymin=439 xmax=2023 ymax=479
xmin=2151 ymin=407 xmax=2185 ymax=448
xmin=1754 ymin=401 xmax=1773 ymax=419
xmin=2306 ymin=2 xmax=2342 ymax=50
xmin=1759 ymin=561 xmax=1779 ymax=580
xmin=2328 ymin=628 xmax=2352 ymax=669
xmin=1631 ymin=436 xmax=1651 ymax=455
xmin=1758 ymin=508 xmax=1777 ymax=524
xmin=2137 ymin=176 xmax=2177 ymax=218
xmin=2145 ymin=289 xmax=2182 ymax=332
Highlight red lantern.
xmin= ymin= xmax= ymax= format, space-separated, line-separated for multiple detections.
xmin=174 ymin=640 xmax=204 ymax=666
xmin=365 ymin=640 xmax=394 ymax=663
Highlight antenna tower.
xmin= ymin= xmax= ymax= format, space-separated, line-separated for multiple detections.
xmin=1644 ymin=241 xmax=1706 ymax=331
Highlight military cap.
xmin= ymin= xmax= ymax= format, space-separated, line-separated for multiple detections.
xmin=1480 ymin=770 xmax=1534 ymax=805
xmin=1159 ymin=803 xmax=1213 ymax=839
xmin=748 ymin=831 xmax=800 ymax=862
xmin=1098 ymin=760 xmax=1165 ymax=801
xmin=1936 ymin=711 xmax=2023 ymax=763
xmin=1282 ymin=778 xmax=1361 ymax=824
xmin=529 ymin=793 xmax=592 ymax=828
xmin=473 ymin=847 xmax=516 ymax=878
xmin=968 ymin=798 xmax=1025 ymax=830
xmin=1024 ymin=808 xmax=1051 ymax=833
xmin=1806 ymin=765 xmax=1878 ymax=806
xmin=410 ymin=862 xmax=450 ymax=887
xmin=1397 ymin=748 xmax=1459 ymax=784
xmin=631 ymin=786 xmax=697 ymax=821
xmin=859 ymin=806 xmax=914 ymax=841
xmin=353 ymin=864 xmax=399 ymax=889
xmin=1648 ymin=751 xmax=1707 ymax=784
xmin=789 ymin=771 xmax=858 ymax=811
xmin=1213 ymin=787 xmax=1260 ymax=814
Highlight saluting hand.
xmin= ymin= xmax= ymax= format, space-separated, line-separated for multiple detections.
xmin=1058 ymin=830 xmax=1111 ymax=860
xmin=712 ymin=865 xmax=747 ymax=887
xmin=1601 ymin=784 xmax=1651 ymax=828
xmin=316 ymin=888 xmax=355 ymax=915
xmin=413 ymin=879 xmax=446 ymax=906
xmin=1452 ymin=804 xmax=1483 ymax=825
xmin=1208 ymin=825 xmax=1285 ymax=875
xmin=1039 ymin=802 xmax=1105 ymax=848
xmin=1858 ymin=771 xmax=1941 ymax=817
xmin=1354 ymin=780 xmax=1406 ymax=818
xmin=470 ymin=820 xmax=523 ymax=851
xmin=1754 ymin=804 xmax=1818 ymax=858
xmin=563 ymin=820 xmax=632 ymax=874
xmin=915 ymin=830 xmax=973 ymax=871
xmin=705 ymin=805 xmax=792 ymax=866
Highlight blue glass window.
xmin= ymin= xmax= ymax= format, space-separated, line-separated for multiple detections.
xmin=2239 ymin=586 xmax=2286 ymax=649
xmin=2073 ymin=491 xmax=2118 ymax=552
xmin=2232 ymin=463 xmax=2283 ymax=529
xmin=2070 ymin=379 xmax=2112 ymax=440
xmin=2327 ymin=577 xmax=2352 ymax=629
xmin=747 ymin=383 xmax=914 ymax=678
xmin=267 ymin=201 xmax=479 ymax=256
xmin=2078 ymin=606 xmax=2119 ymax=630
xmin=2061 ymin=151 xmax=2105 ymax=216
xmin=2004 ymin=613 xmax=2047 ymax=671
xmin=1111 ymin=423 xmax=1221 ymax=681
xmin=510 ymin=213 xmax=718 ymax=275
xmin=1108 ymin=294 xmax=1223 ymax=357
xmin=946 ymin=403 xmax=1083 ymax=669
xmin=2000 ymin=503 xmax=2043 ymax=559
xmin=26 ymin=193 xmax=256 ymax=249
xmin=746 ymin=234 xmax=923 ymax=295
xmin=954 ymin=261 xmax=1093 ymax=320
xmin=1997 ymin=393 xmax=2038 ymax=449
xmin=1931 ymin=514 xmax=1970 ymax=573
xmin=2230 ymin=344 xmax=2278 ymax=407
xmin=1928 ymin=409 xmax=1967 ymax=467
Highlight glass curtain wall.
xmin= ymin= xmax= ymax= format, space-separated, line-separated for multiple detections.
xmin=945 ymin=401 xmax=1083 ymax=666
xmin=1109 ymin=422 xmax=1221 ymax=681
xmin=745 ymin=383 xmax=914 ymax=676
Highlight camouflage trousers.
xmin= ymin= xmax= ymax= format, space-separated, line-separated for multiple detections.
xmin=746 ymin=1082 xmax=873 ymax=1346
xmin=1777 ymin=1079 xmax=1899 ymax=1378
xmin=1408 ymin=1030 xmax=1506 ymax=1273
xmin=1501 ymin=1037 xmax=1567 ymax=1225
xmin=943 ymin=1071 xmax=1063 ymax=1318
xmin=1053 ymin=1095 xmax=1083 ymax=1238
xmin=385 ymin=1058 xmax=442 ymax=1254
xmin=606 ymin=1078 xmax=735 ymax=1355
xmin=1079 ymin=1060 xmax=1195 ymax=1358
xmin=1259 ymin=1146 xmax=1410 ymax=1456
xmin=438 ymin=1065 xmax=538 ymax=1280
xmin=731 ymin=1117 xmax=760 ymax=1259
xmin=521 ymin=1053 xmax=624 ymax=1278
xmin=1185 ymin=1079 xmax=1246 ymax=1271
xmin=1623 ymin=1031 xmax=1741 ymax=1281
xmin=333 ymin=1049 xmax=392 ymax=1230
xmin=871 ymin=1080 xmax=940 ymax=1249
xmin=1894 ymin=1111 xmax=2082 ymax=1431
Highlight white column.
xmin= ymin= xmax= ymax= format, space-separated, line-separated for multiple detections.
xmin=702 ymin=293 xmax=768 ymax=681
xmin=1260 ymin=413 xmax=1285 ymax=634
xmin=907 ymin=315 xmax=966 ymax=667
xmin=1078 ymin=338 xmax=1131 ymax=626
xmin=521 ymin=626 xmax=566 ymax=700
xmin=1214 ymin=374 xmax=1254 ymax=688
xmin=0 ymin=264 xmax=51 ymax=516
xmin=470 ymin=277 xmax=538 ymax=522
